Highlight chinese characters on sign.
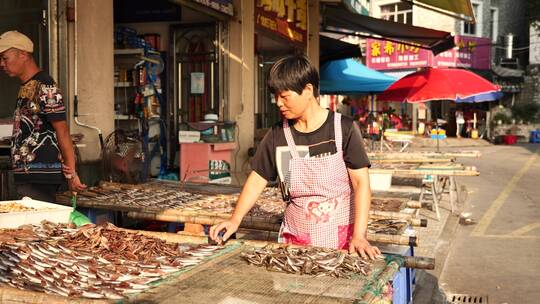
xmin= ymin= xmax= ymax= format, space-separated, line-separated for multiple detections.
xmin=256 ymin=0 xmax=307 ymax=46
xmin=366 ymin=36 xmax=491 ymax=70
xmin=433 ymin=36 xmax=491 ymax=69
xmin=193 ymin=0 xmax=234 ymax=16
xmin=367 ymin=39 xmax=428 ymax=69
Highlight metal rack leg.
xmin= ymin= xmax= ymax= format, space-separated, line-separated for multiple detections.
xmin=449 ymin=176 xmax=459 ymax=214
xmin=431 ymin=179 xmax=441 ymax=221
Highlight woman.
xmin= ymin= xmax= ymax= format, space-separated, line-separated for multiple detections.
xmin=209 ymin=55 xmax=380 ymax=259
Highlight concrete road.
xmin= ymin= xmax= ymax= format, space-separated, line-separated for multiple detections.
xmin=437 ymin=144 xmax=540 ymax=303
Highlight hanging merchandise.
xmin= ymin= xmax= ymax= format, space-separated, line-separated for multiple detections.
xmin=141 ymin=52 xmax=168 ymax=179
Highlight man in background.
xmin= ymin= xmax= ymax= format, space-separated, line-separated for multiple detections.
xmin=0 ymin=30 xmax=85 ymax=202
xmin=455 ymin=108 xmax=465 ymax=138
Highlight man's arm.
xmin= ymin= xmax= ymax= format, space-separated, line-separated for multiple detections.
xmin=51 ymin=120 xmax=86 ymax=191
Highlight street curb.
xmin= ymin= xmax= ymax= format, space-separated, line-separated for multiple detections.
xmin=432 ymin=213 xmax=460 ymax=278
xmin=413 ymin=204 xmax=461 ymax=303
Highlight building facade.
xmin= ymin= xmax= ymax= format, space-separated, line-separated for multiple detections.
xmin=367 ymin=0 xmax=528 ymax=135
xmin=0 ymin=0 xmax=321 ymax=184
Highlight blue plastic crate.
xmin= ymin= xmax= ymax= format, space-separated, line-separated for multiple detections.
xmin=430 ymin=134 xmax=446 ymax=139
xmin=392 ymin=246 xmax=415 ymax=304
xmin=78 ymin=207 xmax=116 ymax=225
xmin=530 ymin=130 xmax=540 ymax=143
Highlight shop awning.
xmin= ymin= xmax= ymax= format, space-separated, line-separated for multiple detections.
xmin=320 ymin=33 xmax=362 ymax=63
xmin=404 ymin=0 xmax=475 ymax=22
xmin=492 ymin=66 xmax=525 ymax=78
xmin=168 ymin=0 xmax=233 ymax=20
xmin=320 ymin=58 xmax=396 ymax=95
xmin=322 ymin=5 xmax=455 ymax=55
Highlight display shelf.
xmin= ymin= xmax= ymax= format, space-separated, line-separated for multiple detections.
xmin=114 ymin=48 xmax=144 ymax=55
xmin=115 ymin=114 xmax=138 ymax=120
xmin=114 ymin=82 xmax=136 ymax=87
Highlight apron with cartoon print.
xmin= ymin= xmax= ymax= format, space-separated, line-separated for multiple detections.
xmin=278 ymin=112 xmax=354 ymax=249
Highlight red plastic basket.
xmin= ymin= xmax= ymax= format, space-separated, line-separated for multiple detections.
xmin=503 ymin=135 xmax=517 ymax=145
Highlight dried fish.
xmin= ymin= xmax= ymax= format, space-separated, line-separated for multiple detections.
xmin=367 ymin=219 xmax=408 ymax=235
xmin=242 ymin=245 xmax=377 ymax=279
xmin=0 ymin=202 xmax=36 ymax=213
xmin=71 ymin=185 xmax=287 ymax=218
xmin=369 ymin=198 xmax=407 ymax=212
xmin=0 ymin=222 xmax=225 ymax=300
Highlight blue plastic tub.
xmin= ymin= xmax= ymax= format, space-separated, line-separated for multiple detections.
xmin=530 ymin=130 xmax=540 ymax=143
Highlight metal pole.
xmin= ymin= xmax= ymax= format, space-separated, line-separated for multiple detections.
xmin=436 ymin=124 xmax=440 ymax=153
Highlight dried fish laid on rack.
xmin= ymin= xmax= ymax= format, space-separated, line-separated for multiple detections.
xmin=251 ymin=187 xmax=286 ymax=217
xmin=370 ymin=198 xmax=406 ymax=212
xmin=73 ymin=187 xmax=206 ymax=210
xmin=368 ymin=219 xmax=409 ymax=235
xmin=0 ymin=222 xmax=224 ymax=300
xmin=369 ymin=163 xmax=415 ymax=170
xmin=182 ymin=187 xmax=286 ymax=217
xmin=242 ymin=245 xmax=380 ymax=278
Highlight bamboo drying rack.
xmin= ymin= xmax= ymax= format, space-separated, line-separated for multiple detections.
xmin=0 ymin=227 xmax=433 ymax=303
xmin=367 ymin=150 xmax=481 ymax=159
xmin=55 ymin=181 xmax=426 ymax=246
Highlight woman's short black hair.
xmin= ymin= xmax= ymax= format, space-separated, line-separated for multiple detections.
xmin=267 ymin=54 xmax=319 ymax=98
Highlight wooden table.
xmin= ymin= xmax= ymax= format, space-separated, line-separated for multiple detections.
xmin=368 ymin=150 xmax=481 ymax=159
xmin=370 ymin=163 xmax=480 ymax=220
xmin=56 ymin=182 xmax=421 ymax=246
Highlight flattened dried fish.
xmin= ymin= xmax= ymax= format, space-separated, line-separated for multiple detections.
xmin=242 ymin=245 xmax=377 ymax=279
xmin=0 ymin=222 xmax=225 ymax=300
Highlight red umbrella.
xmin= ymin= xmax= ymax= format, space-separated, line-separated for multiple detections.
xmin=377 ymin=67 xmax=501 ymax=103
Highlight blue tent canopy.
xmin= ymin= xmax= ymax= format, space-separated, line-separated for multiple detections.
xmin=320 ymin=59 xmax=396 ymax=95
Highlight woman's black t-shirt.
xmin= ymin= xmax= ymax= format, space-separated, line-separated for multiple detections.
xmin=250 ymin=111 xmax=371 ymax=184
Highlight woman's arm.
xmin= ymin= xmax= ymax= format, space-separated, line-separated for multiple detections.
xmin=348 ymin=167 xmax=381 ymax=260
xmin=209 ymin=170 xmax=268 ymax=243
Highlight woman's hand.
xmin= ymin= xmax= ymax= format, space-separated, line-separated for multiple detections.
xmin=209 ymin=220 xmax=240 ymax=244
xmin=349 ymin=235 xmax=382 ymax=260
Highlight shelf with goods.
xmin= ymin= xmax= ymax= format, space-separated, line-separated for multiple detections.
xmin=114 ymin=48 xmax=142 ymax=127
xmin=113 ymin=25 xmax=168 ymax=180
xmin=113 ymin=49 xmax=163 ymax=122
xmin=113 ymin=49 xmax=166 ymax=179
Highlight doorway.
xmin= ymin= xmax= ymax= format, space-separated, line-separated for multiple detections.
xmin=0 ymin=0 xmax=49 ymax=118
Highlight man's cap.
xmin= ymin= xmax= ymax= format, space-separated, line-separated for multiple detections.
xmin=0 ymin=31 xmax=33 ymax=54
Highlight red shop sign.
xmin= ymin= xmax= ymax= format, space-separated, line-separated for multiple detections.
xmin=366 ymin=36 xmax=491 ymax=70
xmin=255 ymin=0 xmax=307 ymax=47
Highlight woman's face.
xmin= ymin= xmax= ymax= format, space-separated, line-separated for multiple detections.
xmin=275 ymin=85 xmax=313 ymax=120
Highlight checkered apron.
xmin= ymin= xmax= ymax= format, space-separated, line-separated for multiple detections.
xmin=278 ymin=112 xmax=354 ymax=249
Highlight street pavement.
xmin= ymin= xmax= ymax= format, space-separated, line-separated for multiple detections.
xmin=415 ymin=143 xmax=540 ymax=304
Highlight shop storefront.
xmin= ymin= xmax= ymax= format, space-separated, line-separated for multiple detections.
xmin=366 ymin=35 xmax=493 ymax=136
xmin=254 ymin=0 xmax=308 ymax=133
xmin=111 ymin=0 xmax=234 ymax=177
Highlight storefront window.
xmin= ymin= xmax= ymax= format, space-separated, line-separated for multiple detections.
xmin=490 ymin=7 xmax=499 ymax=42
xmin=380 ymin=2 xmax=413 ymax=25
